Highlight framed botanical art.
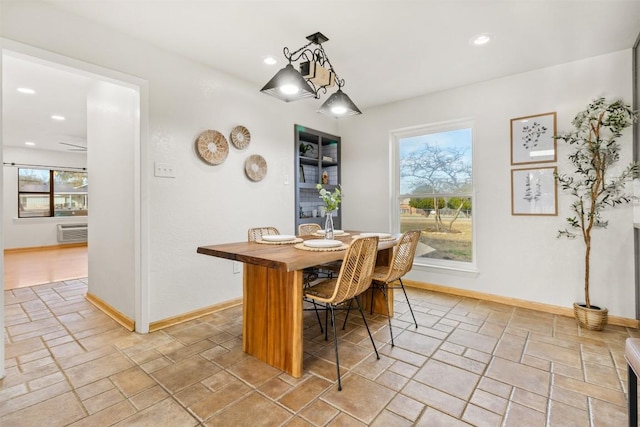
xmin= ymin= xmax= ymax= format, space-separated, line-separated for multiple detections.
xmin=510 ymin=112 xmax=557 ymax=165
xmin=511 ymin=167 xmax=557 ymax=216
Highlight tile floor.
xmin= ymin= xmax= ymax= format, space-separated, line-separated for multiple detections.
xmin=2 ymin=279 xmax=637 ymax=426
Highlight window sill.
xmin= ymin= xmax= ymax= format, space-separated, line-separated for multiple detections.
xmin=412 ymin=261 xmax=479 ymax=278
xmin=13 ymin=216 xmax=87 ymax=224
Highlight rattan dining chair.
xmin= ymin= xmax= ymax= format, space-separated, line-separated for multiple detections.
xmin=370 ymin=229 xmax=421 ymax=346
xmin=298 ymin=223 xmax=322 ymax=236
xmin=304 ymin=235 xmax=380 ymax=391
xmin=248 ymin=226 xmax=280 ymax=242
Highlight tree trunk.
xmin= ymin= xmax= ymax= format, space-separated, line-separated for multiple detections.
xmin=584 ymin=237 xmax=591 ymax=308
xmin=447 ymin=201 xmax=465 ymax=231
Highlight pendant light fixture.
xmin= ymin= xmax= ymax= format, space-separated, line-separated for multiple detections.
xmin=260 ymin=32 xmax=362 ymax=117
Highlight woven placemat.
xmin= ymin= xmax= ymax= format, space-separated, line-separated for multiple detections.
xmin=256 ymin=238 xmax=303 ymax=245
xmin=352 ymin=235 xmax=396 ymax=242
xmin=294 ymin=243 xmax=348 ymax=252
xmin=312 ymin=232 xmax=350 ymax=237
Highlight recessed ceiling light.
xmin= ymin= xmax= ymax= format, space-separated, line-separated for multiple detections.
xmin=263 ymin=56 xmax=278 ymax=65
xmin=470 ymin=33 xmax=494 ymax=46
xmin=51 ymin=115 xmax=66 ymax=121
xmin=17 ymin=87 xmax=36 ymax=94
xmin=24 ymin=141 xmax=36 ymax=146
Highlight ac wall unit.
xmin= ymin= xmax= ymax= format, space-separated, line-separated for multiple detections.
xmin=57 ymin=224 xmax=88 ymax=243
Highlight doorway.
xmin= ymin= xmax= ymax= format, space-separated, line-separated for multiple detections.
xmin=1 ymin=40 xmax=148 ymax=337
xmin=3 ymin=51 xmax=92 ymax=290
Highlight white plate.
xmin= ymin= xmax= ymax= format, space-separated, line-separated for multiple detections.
xmin=356 ymin=232 xmax=392 ymax=239
xmin=304 ymin=239 xmax=343 ymax=248
xmin=261 ymin=234 xmax=296 ymax=242
xmin=316 ymin=229 xmax=345 ymax=235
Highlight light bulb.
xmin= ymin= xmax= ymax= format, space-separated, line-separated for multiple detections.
xmin=331 ymin=106 xmax=347 ymax=115
xmin=279 ymin=84 xmax=300 ymax=95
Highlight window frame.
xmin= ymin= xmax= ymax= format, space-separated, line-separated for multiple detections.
xmin=18 ymin=167 xmax=88 ymax=219
xmin=390 ymin=118 xmax=477 ymax=271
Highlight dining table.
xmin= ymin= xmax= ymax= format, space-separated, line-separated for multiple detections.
xmin=196 ymin=230 xmax=398 ymax=378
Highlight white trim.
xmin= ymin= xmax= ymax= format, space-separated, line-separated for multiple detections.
xmin=13 ymin=216 xmax=87 ymax=223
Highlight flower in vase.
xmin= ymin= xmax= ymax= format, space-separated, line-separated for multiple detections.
xmin=316 ymin=184 xmax=342 ymax=213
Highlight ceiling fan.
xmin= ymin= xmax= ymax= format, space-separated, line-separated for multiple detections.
xmin=59 ymin=142 xmax=87 ymax=152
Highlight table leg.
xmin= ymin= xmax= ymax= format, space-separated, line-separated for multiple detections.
xmin=243 ymin=264 xmax=303 ymax=377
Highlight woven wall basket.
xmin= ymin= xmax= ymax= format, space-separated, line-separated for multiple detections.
xmin=573 ymin=302 xmax=608 ymax=331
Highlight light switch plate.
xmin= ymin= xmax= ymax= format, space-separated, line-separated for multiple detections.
xmin=154 ymin=162 xmax=175 ymax=178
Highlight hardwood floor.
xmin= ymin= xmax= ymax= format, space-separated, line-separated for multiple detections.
xmin=3 ymin=243 xmax=87 ymax=290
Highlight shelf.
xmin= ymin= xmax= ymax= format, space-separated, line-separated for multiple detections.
xmin=299 ymin=156 xmax=319 ymax=166
xmin=299 ymin=183 xmax=320 ymax=189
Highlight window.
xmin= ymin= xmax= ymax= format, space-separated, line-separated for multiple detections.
xmin=393 ymin=121 xmax=474 ymax=269
xmin=18 ymin=168 xmax=88 ymax=218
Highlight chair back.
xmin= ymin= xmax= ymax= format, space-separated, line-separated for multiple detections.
xmin=328 ymin=236 xmax=379 ymax=304
xmin=384 ymin=230 xmax=421 ymax=282
xmin=248 ymin=227 xmax=280 ymax=242
xmin=298 ymin=223 xmax=322 ymax=236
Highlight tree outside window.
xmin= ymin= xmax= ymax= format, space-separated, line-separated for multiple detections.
xmin=397 ymin=126 xmax=473 ymax=265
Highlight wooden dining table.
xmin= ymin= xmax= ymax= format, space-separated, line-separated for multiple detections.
xmin=196 ymin=230 xmax=398 ymax=378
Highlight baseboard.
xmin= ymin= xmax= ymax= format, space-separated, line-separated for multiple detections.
xmin=404 ymin=280 xmax=639 ymax=329
xmin=149 ymin=298 xmax=243 ymax=332
xmin=85 ymin=293 xmax=135 ymax=331
xmin=4 ymin=242 xmax=88 ymax=253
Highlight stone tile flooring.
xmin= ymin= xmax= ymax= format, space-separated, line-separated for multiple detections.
xmin=2 ymin=279 xmax=637 ymax=426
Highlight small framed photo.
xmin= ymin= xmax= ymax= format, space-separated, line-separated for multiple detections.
xmin=511 ymin=167 xmax=557 ymax=216
xmin=510 ymin=112 xmax=556 ymax=165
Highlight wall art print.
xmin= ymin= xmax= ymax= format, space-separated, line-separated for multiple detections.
xmin=511 ymin=167 xmax=557 ymax=216
xmin=510 ymin=112 xmax=556 ymax=165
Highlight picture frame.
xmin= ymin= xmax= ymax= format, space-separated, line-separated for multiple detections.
xmin=510 ymin=112 xmax=557 ymax=165
xmin=299 ymin=165 xmax=305 ymax=183
xmin=511 ymin=167 xmax=557 ymax=216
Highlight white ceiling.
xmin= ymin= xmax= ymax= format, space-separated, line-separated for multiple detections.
xmin=2 ymin=53 xmax=92 ymax=153
xmin=3 ymin=0 xmax=640 ymax=152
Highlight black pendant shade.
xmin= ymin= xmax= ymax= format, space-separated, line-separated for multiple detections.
xmin=317 ymin=89 xmax=362 ymax=117
xmin=260 ymin=64 xmax=316 ymax=102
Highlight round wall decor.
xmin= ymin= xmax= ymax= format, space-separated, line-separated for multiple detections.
xmin=230 ymin=125 xmax=251 ymax=149
xmin=196 ymin=130 xmax=229 ymax=165
xmin=244 ymin=154 xmax=267 ymax=181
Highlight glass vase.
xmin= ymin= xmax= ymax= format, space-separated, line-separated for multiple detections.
xmin=324 ymin=211 xmax=334 ymax=240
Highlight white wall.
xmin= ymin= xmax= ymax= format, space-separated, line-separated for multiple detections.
xmin=0 ymin=1 xmax=338 ymax=325
xmin=87 ymin=81 xmax=138 ymax=319
xmin=2 ymin=146 xmax=87 ymax=249
xmin=339 ymin=50 xmax=636 ymax=318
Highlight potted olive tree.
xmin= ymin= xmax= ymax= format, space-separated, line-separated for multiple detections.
xmin=556 ymin=97 xmax=638 ymax=330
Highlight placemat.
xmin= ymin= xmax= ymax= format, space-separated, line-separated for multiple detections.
xmin=294 ymin=243 xmax=349 ymax=252
xmin=256 ymin=238 xmax=303 ymax=245
xmin=352 ymin=235 xmax=397 ymax=242
xmin=312 ymin=231 xmax=351 ymax=237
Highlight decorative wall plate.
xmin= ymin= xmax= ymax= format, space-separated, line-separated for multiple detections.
xmin=245 ymin=154 xmax=267 ymax=181
xmin=230 ymin=125 xmax=251 ymax=149
xmin=196 ymin=130 xmax=229 ymax=165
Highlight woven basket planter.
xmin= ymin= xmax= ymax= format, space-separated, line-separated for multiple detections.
xmin=573 ymin=302 xmax=608 ymax=331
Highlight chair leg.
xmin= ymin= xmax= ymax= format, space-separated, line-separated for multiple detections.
xmin=379 ymin=284 xmax=394 ymax=346
xmin=329 ymin=304 xmax=342 ymax=391
xmin=312 ymin=300 xmax=324 ymax=334
xmin=399 ymin=278 xmax=418 ymax=329
xmin=324 ymin=306 xmax=329 ymax=341
xmin=630 ymin=364 xmax=638 ymax=427
xmin=355 ymin=295 xmax=380 ymax=360
xmin=342 ymin=299 xmax=353 ymax=330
